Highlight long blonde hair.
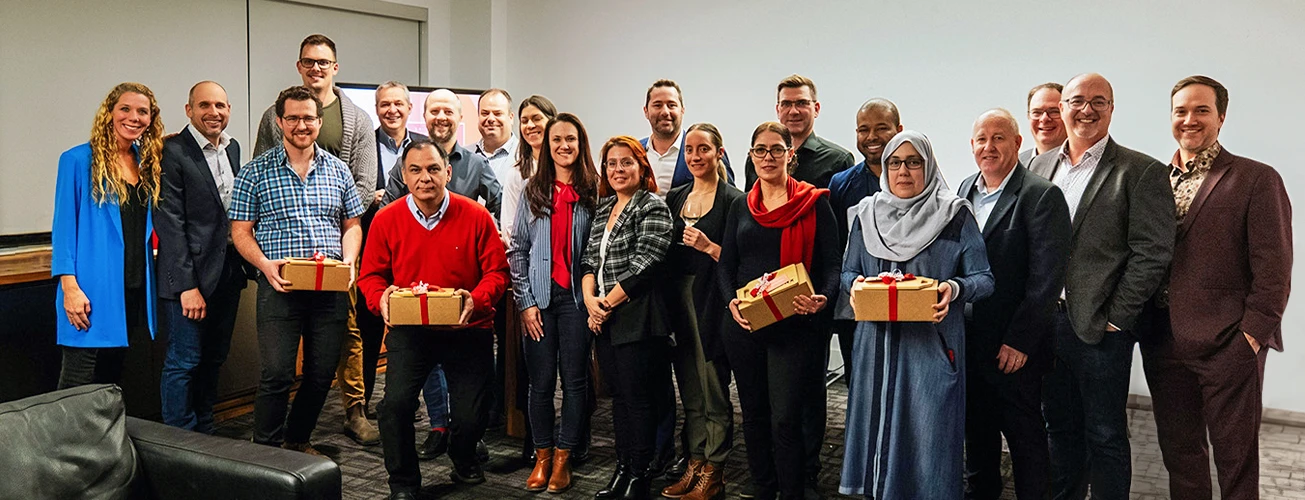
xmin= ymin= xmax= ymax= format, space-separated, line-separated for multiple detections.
xmin=89 ymin=82 xmax=163 ymax=205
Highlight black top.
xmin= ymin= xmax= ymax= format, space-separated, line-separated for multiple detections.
xmin=119 ymin=183 xmax=148 ymax=291
xmin=664 ymin=182 xmax=745 ymax=360
xmin=717 ymin=193 xmax=841 ymax=336
xmin=743 ymin=133 xmax=855 ymax=190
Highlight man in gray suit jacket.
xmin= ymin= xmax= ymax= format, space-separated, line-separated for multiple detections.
xmin=1028 ymin=73 xmax=1175 ymax=500
xmin=1018 ymin=82 xmax=1067 ymax=168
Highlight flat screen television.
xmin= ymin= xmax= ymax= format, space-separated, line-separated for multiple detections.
xmin=338 ymin=83 xmax=486 ymax=147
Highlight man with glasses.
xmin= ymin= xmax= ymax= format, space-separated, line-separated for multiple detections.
xmin=252 ymin=33 xmax=380 ymax=447
xmin=742 ymin=75 xmax=854 ymax=499
xmin=1019 ymin=83 xmax=1068 ymax=167
xmin=230 ymin=85 xmax=366 ymax=455
xmin=743 ymin=74 xmax=854 ymax=190
xmin=1028 ymin=73 xmax=1174 ymax=500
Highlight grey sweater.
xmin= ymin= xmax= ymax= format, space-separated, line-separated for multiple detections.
xmin=254 ymin=86 xmax=377 ymax=210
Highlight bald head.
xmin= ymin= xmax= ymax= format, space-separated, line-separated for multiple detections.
xmin=971 ymin=108 xmax=1022 ymax=183
xmin=188 ymin=81 xmax=227 ymax=104
xmin=973 ymin=108 xmax=1020 ymax=137
xmin=1061 ymin=72 xmax=1115 ymax=148
xmin=1065 ymin=73 xmax=1113 ymax=99
xmin=424 ymin=89 xmax=462 ymax=145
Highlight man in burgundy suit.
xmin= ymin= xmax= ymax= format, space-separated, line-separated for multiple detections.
xmin=1142 ymin=75 xmax=1292 ymax=500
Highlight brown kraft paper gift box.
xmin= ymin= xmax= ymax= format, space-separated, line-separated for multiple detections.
xmin=280 ymin=255 xmax=351 ymax=292
xmin=734 ymin=263 xmax=815 ymax=332
xmin=852 ymin=272 xmax=939 ymax=322
xmin=389 ymin=284 xmax=464 ymax=326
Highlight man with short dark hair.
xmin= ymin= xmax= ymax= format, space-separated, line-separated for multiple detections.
xmin=156 ymin=81 xmax=247 ymax=434
xmin=253 ymin=34 xmax=380 ymax=445
xmin=1019 ymin=83 xmax=1067 ymax=167
xmin=742 ymin=74 xmax=854 ymax=189
xmin=1029 ymin=73 xmax=1175 ymax=500
xmin=1142 ymin=75 xmax=1291 ymax=500
xmin=640 ymin=79 xmax=733 ymax=193
xmin=361 ymin=140 xmax=509 ymax=499
xmin=230 ymin=85 xmax=366 ymax=455
xmin=959 ymin=109 xmax=1071 ymax=500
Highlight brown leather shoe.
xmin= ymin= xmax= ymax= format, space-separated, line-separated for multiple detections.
xmin=661 ymin=458 xmax=705 ymax=498
xmin=682 ymin=462 xmax=723 ymax=500
xmin=281 ymin=441 xmax=325 ymax=457
xmin=526 ymin=448 xmax=553 ymax=492
xmin=343 ymin=404 xmax=380 ymax=445
xmin=547 ymin=448 xmax=572 ymax=493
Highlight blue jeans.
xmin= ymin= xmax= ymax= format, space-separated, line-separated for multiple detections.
xmin=158 ymin=278 xmax=241 ymax=433
xmin=422 ymin=366 xmax=449 ymax=428
xmin=522 ymin=282 xmax=591 ymax=449
xmin=1043 ymin=309 xmax=1136 ymax=500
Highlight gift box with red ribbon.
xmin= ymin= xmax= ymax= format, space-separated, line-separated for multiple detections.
xmin=851 ymin=270 xmax=939 ymax=322
xmin=734 ymin=263 xmax=815 ymax=332
xmin=390 ymin=282 xmax=464 ymax=326
xmin=281 ymin=252 xmax=351 ymax=291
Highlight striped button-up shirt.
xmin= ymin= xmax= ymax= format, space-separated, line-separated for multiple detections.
xmin=229 ymin=145 xmax=366 ymax=261
xmin=1051 ymin=135 xmax=1110 ymax=222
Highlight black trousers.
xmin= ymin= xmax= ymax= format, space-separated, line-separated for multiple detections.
xmin=380 ymin=327 xmax=494 ymax=493
xmin=58 ymin=285 xmax=156 ymax=420
xmin=251 ymin=281 xmax=348 ymax=445
xmin=356 ymin=291 xmax=386 ymax=409
xmin=723 ymin=324 xmax=825 ymax=500
xmin=964 ymin=357 xmax=1050 ymax=500
xmin=594 ymin=333 xmax=672 ymax=470
xmin=803 ymin=329 xmax=831 ymax=479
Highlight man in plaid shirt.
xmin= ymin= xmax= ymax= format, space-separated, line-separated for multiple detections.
xmin=230 ymin=86 xmax=365 ymax=455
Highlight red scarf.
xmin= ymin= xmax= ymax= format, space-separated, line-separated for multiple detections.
xmin=747 ymin=177 xmax=828 ymax=270
xmin=550 ymin=181 xmax=579 ymax=288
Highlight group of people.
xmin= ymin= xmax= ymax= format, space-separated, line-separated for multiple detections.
xmin=49 ymin=32 xmax=1291 ymax=500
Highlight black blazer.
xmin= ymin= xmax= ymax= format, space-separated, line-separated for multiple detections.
xmin=582 ymin=190 xmax=675 ymax=346
xmin=958 ymin=165 xmax=1072 ymax=370
xmin=1028 ymin=138 xmax=1175 ymax=343
xmin=664 ymin=182 xmax=745 ymax=361
xmin=155 ymin=126 xmax=246 ymax=299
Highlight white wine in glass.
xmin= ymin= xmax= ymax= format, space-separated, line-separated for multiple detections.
xmin=682 ymin=199 xmax=702 ymax=228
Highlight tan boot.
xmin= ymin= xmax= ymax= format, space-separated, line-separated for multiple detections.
xmin=661 ymin=458 xmax=705 ymax=498
xmin=547 ymin=448 xmax=573 ymax=493
xmin=682 ymin=462 xmax=723 ymax=500
xmin=343 ymin=404 xmax=380 ymax=445
xmin=526 ymin=447 xmax=553 ymax=492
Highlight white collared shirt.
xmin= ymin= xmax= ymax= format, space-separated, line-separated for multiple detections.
xmin=646 ymin=133 xmax=680 ymax=197
xmin=476 ymin=134 xmax=519 ymax=187
xmin=970 ymin=165 xmax=1017 ymax=229
xmin=407 ymin=192 xmax=450 ymax=231
xmin=187 ymin=125 xmax=235 ymax=209
xmin=1051 ymin=135 xmax=1110 ymax=223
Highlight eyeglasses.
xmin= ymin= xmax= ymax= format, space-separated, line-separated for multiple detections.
xmin=604 ymin=158 xmax=637 ymax=170
xmin=281 ymin=115 xmax=320 ymax=125
xmin=886 ymin=157 xmax=926 ymax=171
xmin=298 ymin=58 xmax=335 ymax=69
xmin=1029 ymin=108 xmax=1061 ymax=119
xmin=778 ymin=99 xmax=814 ymax=110
xmin=749 ymin=146 xmax=790 ymax=159
xmin=1062 ymin=98 xmax=1113 ymax=111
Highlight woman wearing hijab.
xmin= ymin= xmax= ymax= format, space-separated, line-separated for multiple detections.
xmin=838 ymin=131 xmax=994 ymax=499
xmin=717 ymin=122 xmax=840 ymax=500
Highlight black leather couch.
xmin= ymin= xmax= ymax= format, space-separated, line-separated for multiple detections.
xmin=0 ymin=384 xmax=341 ymax=500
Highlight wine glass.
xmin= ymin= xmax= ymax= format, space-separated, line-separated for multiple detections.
xmin=682 ymin=199 xmax=702 ymax=228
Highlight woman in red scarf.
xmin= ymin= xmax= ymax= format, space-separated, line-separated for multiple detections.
xmin=716 ymin=122 xmax=840 ymax=500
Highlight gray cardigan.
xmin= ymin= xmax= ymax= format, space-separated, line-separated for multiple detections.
xmin=253 ymin=86 xmax=377 ymax=210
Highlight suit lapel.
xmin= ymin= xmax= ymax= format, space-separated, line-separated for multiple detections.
xmin=982 ymin=166 xmax=1024 ymax=238
xmin=1178 ymin=148 xmax=1232 ymax=240
xmin=1071 ymin=139 xmax=1118 ymax=237
xmin=181 ymin=126 xmax=225 ymax=206
xmin=227 ymin=142 xmax=241 ymax=177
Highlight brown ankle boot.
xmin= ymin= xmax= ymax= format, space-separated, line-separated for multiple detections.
xmin=683 ymin=462 xmax=723 ymax=500
xmin=547 ymin=448 xmax=572 ymax=493
xmin=660 ymin=458 xmax=705 ymax=498
xmin=526 ymin=447 xmax=553 ymax=491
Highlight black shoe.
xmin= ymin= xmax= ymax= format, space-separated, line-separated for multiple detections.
xmin=646 ymin=450 xmax=673 ymax=478
xmin=619 ymin=469 xmax=651 ymax=500
xmin=476 ymin=439 xmax=489 ymax=463
xmin=571 ymin=445 xmax=589 ymax=466
xmin=804 ymin=485 xmax=824 ymax=500
xmin=388 ymin=491 xmax=417 ymax=500
xmin=416 ymin=429 xmax=448 ymax=461
xmin=450 ymin=459 xmax=486 ymax=485
xmin=666 ymin=454 xmax=690 ymax=479
xmin=739 ymin=481 xmax=758 ymax=499
xmin=594 ymin=463 xmax=631 ymax=499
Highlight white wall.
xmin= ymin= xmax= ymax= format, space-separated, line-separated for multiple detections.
xmin=498 ymin=0 xmax=1305 ymax=412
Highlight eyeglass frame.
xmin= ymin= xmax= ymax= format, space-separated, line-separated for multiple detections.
xmin=885 ymin=157 xmax=926 ymax=171
xmin=777 ymin=99 xmax=815 ymax=110
xmin=297 ymin=58 xmax=336 ymax=69
xmin=1028 ymin=108 xmax=1062 ymax=119
xmin=1062 ymin=97 xmax=1113 ymax=111
xmin=280 ymin=115 xmax=321 ymax=126
xmin=748 ymin=146 xmax=791 ymax=159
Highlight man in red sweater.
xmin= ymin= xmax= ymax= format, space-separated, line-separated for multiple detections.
xmin=358 ymin=140 xmax=509 ymax=500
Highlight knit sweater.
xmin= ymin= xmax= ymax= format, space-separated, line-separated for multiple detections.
xmin=359 ymin=193 xmax=509 ymax=329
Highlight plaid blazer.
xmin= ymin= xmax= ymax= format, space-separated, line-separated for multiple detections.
xmin=582 ymin=189 xmax=674 ymax=344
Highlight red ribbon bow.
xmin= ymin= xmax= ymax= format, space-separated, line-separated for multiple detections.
xmin=312 ymin=251 xmax=327 ymax=290
xmin=876 ymin=270 xmax=915 ymax=321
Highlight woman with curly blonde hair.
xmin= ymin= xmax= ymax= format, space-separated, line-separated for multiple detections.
xmin=51 ymin=82 xmax=165 ymax=399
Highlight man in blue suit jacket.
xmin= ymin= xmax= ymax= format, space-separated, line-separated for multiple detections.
xmin=640 ymin=79 xmax=733 ymax=194
xmin=154 ymin=81 xmax=248 ymax=434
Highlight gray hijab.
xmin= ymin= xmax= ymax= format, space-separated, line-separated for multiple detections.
xmin=852 ymin=130 xmax=970 ymax=262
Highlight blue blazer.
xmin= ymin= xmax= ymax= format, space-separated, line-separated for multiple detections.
xmin=640 ymin=132 xmax=734 ymax=189
xmin=52 ymin=143 xmax=157 ymax=348
xmin=507 ymin=189 xmax=592 ymax=312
